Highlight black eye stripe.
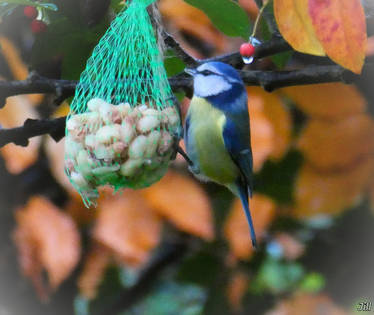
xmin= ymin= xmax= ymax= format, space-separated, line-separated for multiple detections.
xmin=199 ymin=69 xmax=221 ymax=76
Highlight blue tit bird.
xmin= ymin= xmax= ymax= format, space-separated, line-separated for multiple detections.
xmin=184 ymin=61 xmax=257 ymax=248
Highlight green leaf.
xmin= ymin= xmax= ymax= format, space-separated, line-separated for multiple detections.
xmin=184 ymin=0 xmax=251 ymax=38
xmin=254 ymin=150 xmax=303 ymax=205
xmin=164 ymin=49 xmax=186 ymax=77
xmin=123 ymin=282 xmax=206 ymax=315
xmin=252 ymin=258 xmax=305 ymax=294
xmin=299 ymin=272 xmax=325 ymax=293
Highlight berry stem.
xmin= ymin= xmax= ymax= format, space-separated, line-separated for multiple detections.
xmin=251 ymin=0 xmax=270 ymax=39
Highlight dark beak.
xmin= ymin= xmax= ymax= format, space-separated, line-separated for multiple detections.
xmin=184 ymin=68 xmax=197 ymax=76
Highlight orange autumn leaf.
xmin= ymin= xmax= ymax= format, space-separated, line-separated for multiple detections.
xmin=0 ymin=37 xmax=43 ymax=104
xmin=274 ymin=0 xmax=325 ymax=56
xmin=267 ymin=293 xmax=348 ymax=315
xmin=282 ymin=83 xmax=366 ymax=120
xmin=292 ymin=159 xmax=374 ymax=218
xmin=78 ymin=244 xmax=111 ymax=300
xmin=93 ymin=192 xmax=162 ymax=267
xmin=45 ymin=137 xmax=76 ymax=193
xmin=160 ymin=0 xmax=226 ymax=53
xmin=226 ymin=271 xmax=250 ymax=311
xmin=238 ymin=0 xmax=258 ymax=19
xmin=0 ymin=37 xmax=28 ymax=80
xmin=142 ymin=171 xmax=214 ymax=240
xmin=308 ymin=0 xmax=367 ymax=74
xmin=0 ymin=95 xmax=41 ymax=173
xmin=247 ymin=87 xmax=292 ymax=161
xmin=13 ymin=196 xmax=81 ymax=294
xmin=65 ymin=191 xmax=97 ymax=226
xmin=368 ymin=177 xmax=374 ymax=215
xmin=224 ymin=194 xmax=276 ymax=260
xmin=248 ymin=91 xmax=274 ymax=172
xmin=367 ymin=36 xmax=374 ymax=56
xmin=298 ymin=114 xmax=374 ymax=171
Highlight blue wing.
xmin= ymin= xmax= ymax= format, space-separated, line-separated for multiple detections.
xmin=222 ymin=94 xmax=256 ymax=248
xmin=222 ymin=111 xmax=253 ymax=194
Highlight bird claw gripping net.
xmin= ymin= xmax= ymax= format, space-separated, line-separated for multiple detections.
xmin=64 ymin=0 xmax=181 ymax=206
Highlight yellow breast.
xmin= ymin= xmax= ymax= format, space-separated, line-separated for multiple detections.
xmin=187 ymin=97 xmax=239 ymax=184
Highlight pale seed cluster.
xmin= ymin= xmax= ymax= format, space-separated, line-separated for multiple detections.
xmin=65 ymin=98 xmax=180 ymax=204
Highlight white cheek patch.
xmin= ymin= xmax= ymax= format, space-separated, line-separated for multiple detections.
xmin=194 ymin=74 xmax=232 ymax=97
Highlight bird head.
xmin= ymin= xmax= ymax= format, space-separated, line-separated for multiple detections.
xmin=185 ymin=61 xmax=244 ymax=98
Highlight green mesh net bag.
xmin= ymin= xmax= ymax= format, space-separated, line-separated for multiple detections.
xmin=64 ymin=0 xmax=181 ymax=206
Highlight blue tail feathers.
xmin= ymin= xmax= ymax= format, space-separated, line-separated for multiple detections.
xmin=237 ymin=183 xmax=257 ymax=249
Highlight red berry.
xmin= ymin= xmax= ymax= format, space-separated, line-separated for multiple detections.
xmin=240 ymin=43 xmax=255 ymax=57
xmin=23 ymin=6 xmax=38 ymax=20
xmin=31 ymin=20 xmax=47 ymax=34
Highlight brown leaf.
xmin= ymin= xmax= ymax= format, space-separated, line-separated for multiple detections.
xmin=247 ymin=87 xmax=292 ymax=161
xmin=308 ymin=0 xmax=367 ymax=74
xmin=226 ymin=271 xmax=250 ymax=311
xmin=13 ymin=196 xmax=81 ymax=297
xmin=266 ymin=293 xmax=348 ymax=315
xmin=281 ymin=83 xmax=366 ymax=120
xmin=224 ymin=194 xmax=276 ymax=260
xmin=93 ymin=192 xmax=162 ymax=267
xmin=292 ymin=158 xmax=374 ymax=218
xmin=298 ymin=114 xmax=374 ymax=171
xmin=78 ymin=244 xmax=111 ymax=300
xmin=142 ymin=171 xmax=214 ymax=240
xmin=274 ymin=0 xmax=325 ymax=56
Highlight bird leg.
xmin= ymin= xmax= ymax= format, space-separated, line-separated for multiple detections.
xmin=176 ymin=145 xmax=194 ymax=167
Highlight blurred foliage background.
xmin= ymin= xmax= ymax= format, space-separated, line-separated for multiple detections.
xmin=0 ymin=0 xmax=374 ymax=314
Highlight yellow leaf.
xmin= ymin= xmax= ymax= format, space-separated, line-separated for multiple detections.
xmin=298 ymin=114 xmax=374 ymax=171
xmin=308 ymin=0 xmax=367 ymax=74
xmin=282 ymin=83 xmax=366 ymax=120
xmin=274 ymin=0 xmax=325 ymax=56
xmin=293 ymin=159 xmax=374 ymax=218
xmin=247 ymin=87 xmax=292 ymax=161
xmin=224 ymin=194 xmax=276 ymax=260
xmin=93 ymin=192 xmax=162 ymax=267
xmin=13 ymin=196 xmax=81 ymax=296
xmin=142 ymin=171 xmax=214 ymax=240
xmin=78 ymin=244 xmax=111 ymax=300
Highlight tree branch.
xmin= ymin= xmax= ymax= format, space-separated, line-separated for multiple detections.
xmin=0 ymin=117 xmax=66 ymax=147
xmin=0 ymin=34 xmax=371 ymax=149
xmin=241 ymin=64 xmax=368 ymax=92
